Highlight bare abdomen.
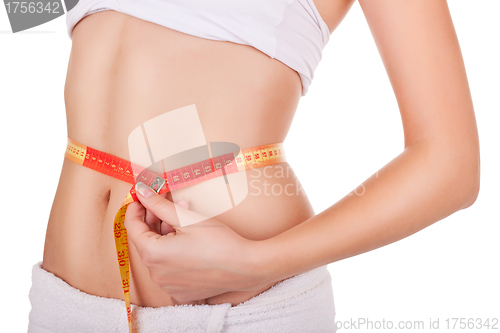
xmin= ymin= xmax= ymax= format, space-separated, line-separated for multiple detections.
xmin=43 ymin=10 xmax=314 ymax=307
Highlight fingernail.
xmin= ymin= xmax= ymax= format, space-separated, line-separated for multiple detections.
xmin=135 ymin=182 xmax=154 ymax=198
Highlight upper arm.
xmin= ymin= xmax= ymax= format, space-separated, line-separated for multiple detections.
xmin=357 ymin=0 xmax=479 ymax=151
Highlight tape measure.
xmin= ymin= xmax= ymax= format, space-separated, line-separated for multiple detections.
xmin=65 ymin=137 xmax=286 ymax=332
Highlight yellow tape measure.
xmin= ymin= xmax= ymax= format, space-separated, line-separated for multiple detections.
xmin=65 ymin=137 xmax=286 ymax=332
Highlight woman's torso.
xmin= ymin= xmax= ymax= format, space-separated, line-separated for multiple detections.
xmin=42 ymin=0 xmax=354 ymax=307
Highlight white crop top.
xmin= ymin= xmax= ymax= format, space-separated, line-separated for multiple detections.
xmin=66 ymin=0 xmax=331 ymax=96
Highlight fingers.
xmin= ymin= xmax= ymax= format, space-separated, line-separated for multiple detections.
xmin=160 ymin=200 xmax=188 ymax=235
xmin=135 ymin=182 xmax=212 ymax=228
xmin=135 ymin=182 xmax=184 ymax=227
xmin=124 ymin=201 xmax=162 ymax=261
xmin=161 ymin=221 xmax=176 ymax=236
xmin=145 ymin=210 xmax=161 ymax=234
xmin=144 ymin=191 xmax=168 ymax=234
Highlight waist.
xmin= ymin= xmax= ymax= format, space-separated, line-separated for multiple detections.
xmin=43 ymin=138 xmax=315 ymax=307
xmin=58 ymin=136 xmax=314 ymax=240
xmin=47 ymin=9 xmax=309 ymax=307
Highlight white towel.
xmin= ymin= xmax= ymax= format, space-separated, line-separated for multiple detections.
xmin=28 ymin=261 xmax=336 ymax=332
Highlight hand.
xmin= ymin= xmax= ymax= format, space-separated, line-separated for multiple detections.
xmin=124 ymin=182 xmax=268 ymax=303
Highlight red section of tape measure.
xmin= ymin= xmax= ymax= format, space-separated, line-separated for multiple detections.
xmin=65 ymin=137 xmax=286 ymax=332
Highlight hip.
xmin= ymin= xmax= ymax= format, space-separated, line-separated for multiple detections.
xmin=43 ymin=151 xmax=315 ymax=307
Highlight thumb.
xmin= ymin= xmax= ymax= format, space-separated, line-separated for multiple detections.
xmin=136 ymin=182 xmax=213 ymax=228
xmin=161 ymin=199 xmax=188 ymax=236
xmin=123 ymin=200 xmax=161 ymax=259
xmin=135 ymin=182 xmax=186 ymax=228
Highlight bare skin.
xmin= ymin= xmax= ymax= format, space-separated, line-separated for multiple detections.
xmin=118 ymin=0 xmax=480 ymax=303
xmin=43 ymin=0 xmax=480 ymax=308
xmin=246 ymin=0 xmax=481 ymax=288
xmin=42 ymin=0 xmax=356 ymax=307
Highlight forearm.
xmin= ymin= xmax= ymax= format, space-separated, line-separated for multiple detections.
xmin=253 ymin=139 xmax=479 ymax=284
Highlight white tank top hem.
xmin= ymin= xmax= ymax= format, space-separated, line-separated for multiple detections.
xmin=66 ymin=0 xmax=331 ymax=96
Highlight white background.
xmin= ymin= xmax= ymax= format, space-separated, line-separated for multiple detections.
xmin=1 ymin=1 xmax=498 ymax=331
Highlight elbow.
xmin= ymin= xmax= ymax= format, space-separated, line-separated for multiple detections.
xmin=460 ymin=170 xmax=480 ymax=209
xmin=459 ymin=177 xmax=479 ymax=210
xmin=452 ymin=149 xmax=480 ymax=210
xmin=424 ymin=138 xmax=480 ymax=211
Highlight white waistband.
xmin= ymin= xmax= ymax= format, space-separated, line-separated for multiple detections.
xmin=230 ymin=265 xmax=330 ymax=309
xmin=28 ymin=261 xmax=336 ymax=332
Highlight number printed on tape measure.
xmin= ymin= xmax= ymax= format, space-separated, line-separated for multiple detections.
xmin=65 ymin=137 xmax=286 ymax=333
